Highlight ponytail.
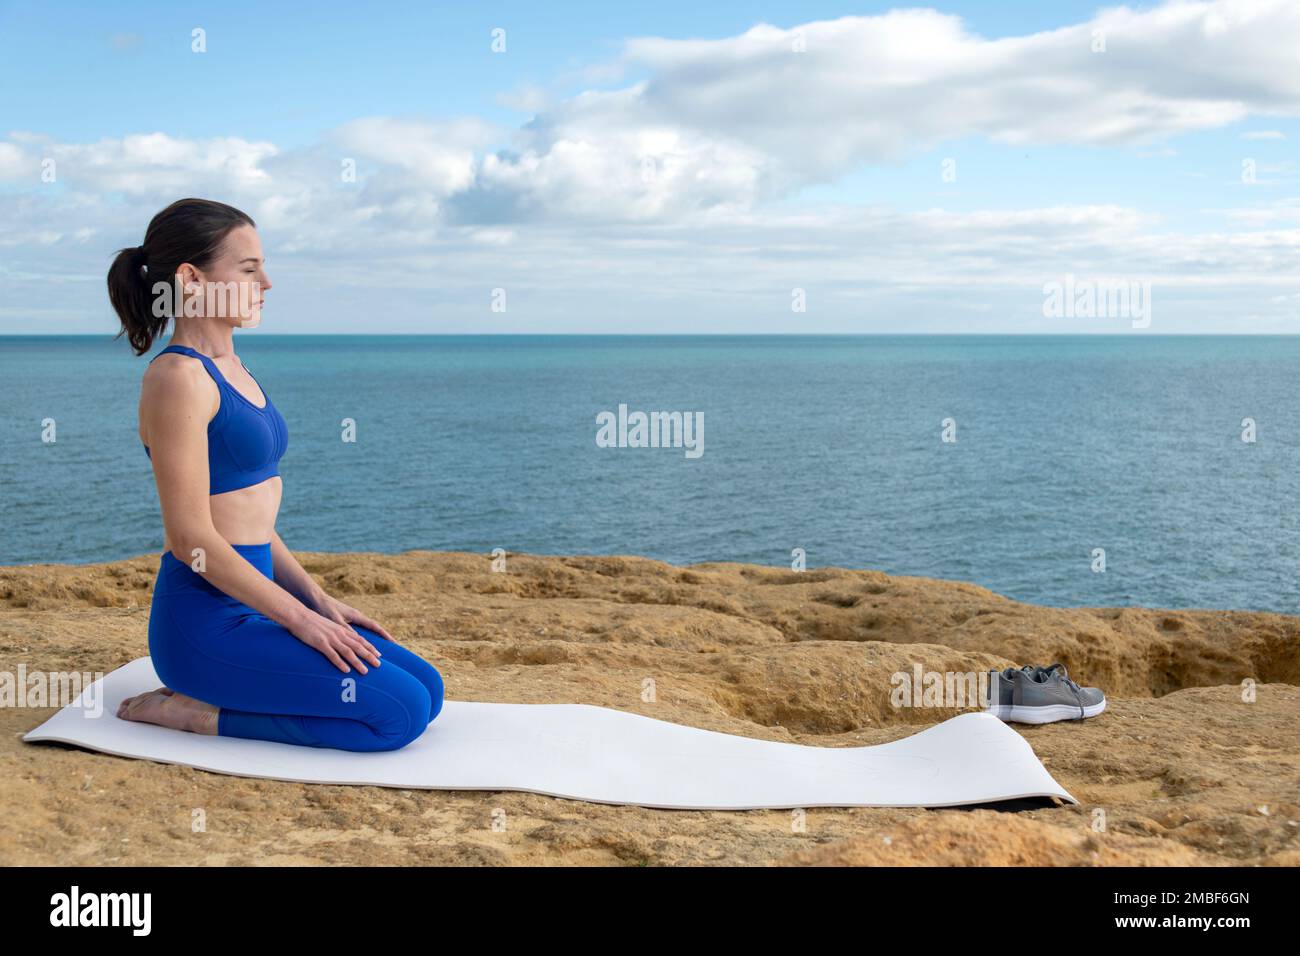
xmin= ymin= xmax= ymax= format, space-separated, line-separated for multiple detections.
xmin=107 ymin=245 xmax=166 ymax=356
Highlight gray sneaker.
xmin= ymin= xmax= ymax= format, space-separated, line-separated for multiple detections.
xmin=984 ymin=663 xmax=1106 ymax=724
xmin=985 ymin=664 xmax=1038 ymax=708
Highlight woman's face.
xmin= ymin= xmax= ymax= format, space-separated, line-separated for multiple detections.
xmin=179 ymin=224 xmax=272 ymax=328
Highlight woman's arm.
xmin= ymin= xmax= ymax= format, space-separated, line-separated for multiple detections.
xmin=269 ymin=530 xmax=327 ymax=611
xmin=269 ymin=530 xmax=396 ymax=642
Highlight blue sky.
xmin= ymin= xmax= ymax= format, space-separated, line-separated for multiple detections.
xmin=1 ymin=0 xmax=1297 ymax=333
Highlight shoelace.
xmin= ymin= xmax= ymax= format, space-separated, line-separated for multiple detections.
xmin=1040 ymin=662 xmax=1086 ymax=719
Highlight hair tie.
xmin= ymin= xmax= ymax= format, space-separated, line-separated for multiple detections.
xmin=136 ymin=247 xmax=149 ymax=279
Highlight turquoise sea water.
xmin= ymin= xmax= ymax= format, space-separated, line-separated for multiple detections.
xmin=2 ymin=334 xmax=1298 ymax=613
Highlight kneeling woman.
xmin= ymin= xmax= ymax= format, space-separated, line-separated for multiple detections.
xmin=108 ymin=197 xmax=444 ymax=752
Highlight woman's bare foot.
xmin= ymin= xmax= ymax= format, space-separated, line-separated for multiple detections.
xmin=116 ymin=686 xmax=219 ymax=735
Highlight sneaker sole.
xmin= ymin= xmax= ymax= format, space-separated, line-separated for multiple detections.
xmin=985 ymin=699 xmax=1107 ymax=724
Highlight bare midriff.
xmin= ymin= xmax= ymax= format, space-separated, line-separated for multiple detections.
xmin=159 ymin=478 xmax=282 ymax=553
xmin=210 ymin=477 xmax=281 ymax=546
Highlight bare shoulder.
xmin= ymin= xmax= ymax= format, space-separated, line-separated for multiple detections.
xmin=140 ymin=352 xmax=220 ymax=424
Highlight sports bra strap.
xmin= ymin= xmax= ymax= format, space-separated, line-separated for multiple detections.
xmin=151 ymin=344 xmax=231 ymax=388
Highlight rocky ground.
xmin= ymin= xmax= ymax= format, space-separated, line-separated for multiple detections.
xmin=1 ymin=550 xmax=1296 ymax=865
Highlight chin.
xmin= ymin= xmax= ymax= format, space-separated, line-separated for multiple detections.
xmin=239 ymin=313 xmax=263 ymax=329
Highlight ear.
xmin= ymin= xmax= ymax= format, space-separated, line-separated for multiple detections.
xmin=175 ymin=261 xmax=201 ymax=286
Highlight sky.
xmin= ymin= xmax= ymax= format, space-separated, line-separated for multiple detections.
xmin=0 ymin=0 xmax=1297 ymax=334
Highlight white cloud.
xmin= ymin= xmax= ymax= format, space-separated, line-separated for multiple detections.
xmin=427 ymin=0 xmax=1300 ymax=222
xmin=590 ymin=1 xmax=1300 ymax=184
xmin=0 ymin=131 xmax=278 ymax=195
xmin=1218 ymin=197 xmax=1300 ymax=224
xmin=0 ymin=141 xmax=28 ymax=179
xmin=331 ymin=117 xmax=496 ymax=194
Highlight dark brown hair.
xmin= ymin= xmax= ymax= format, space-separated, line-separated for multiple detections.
xmin=108 ymin=198 xmax=256 ymax=355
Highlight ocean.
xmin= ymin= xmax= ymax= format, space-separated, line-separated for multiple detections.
xmin=2 ymin=334 xmax=1298 ymax=614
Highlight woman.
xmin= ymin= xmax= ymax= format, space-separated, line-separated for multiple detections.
xmin=107 ymin=198 xmax=444 ymax=752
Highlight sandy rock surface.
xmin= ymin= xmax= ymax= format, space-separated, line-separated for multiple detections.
xmin=1 ymin=551 xmax=1296 ymax=865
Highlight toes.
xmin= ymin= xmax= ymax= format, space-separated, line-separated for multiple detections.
xmin=118 ymin=691 xmax=162 ymax=718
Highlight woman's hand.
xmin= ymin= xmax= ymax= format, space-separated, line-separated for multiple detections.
xmin=312 ymin=592 xmax=396 ymax=643
xmin=286 ymin=600 xmax=384 ymax=674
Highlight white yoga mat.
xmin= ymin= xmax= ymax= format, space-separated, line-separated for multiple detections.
xmin=23 ymin=657 xmax=1075 ymax=809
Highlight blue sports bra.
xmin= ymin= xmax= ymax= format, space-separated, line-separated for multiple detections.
xmin=143 ymin=344 xmax=289 ymax=495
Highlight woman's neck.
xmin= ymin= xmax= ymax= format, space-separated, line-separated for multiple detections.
xmin=168 ymin=324 xmax=236 ymax=359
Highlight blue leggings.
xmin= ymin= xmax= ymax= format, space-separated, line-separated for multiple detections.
xmin=147 ymin=542 xmax=444 ymax=752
